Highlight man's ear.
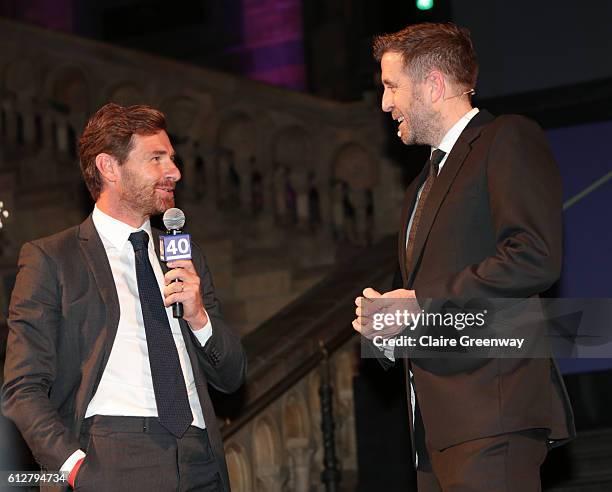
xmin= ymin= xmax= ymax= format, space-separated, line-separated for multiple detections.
xmin=95 ymin=153 xmax=119 ymax=185
xmin=427 ymin=70 xmax=445 ymax=103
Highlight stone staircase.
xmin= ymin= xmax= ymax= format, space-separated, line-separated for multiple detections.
xmin=0 ymin=149 xmax=341 ymax=337
xmin=0 ymin=16 xmax=406 ymax=336
xmin=543 ymin=428 xmax=612 ymax=491
xmin=178 ymin=201 xmax=339 ymax=336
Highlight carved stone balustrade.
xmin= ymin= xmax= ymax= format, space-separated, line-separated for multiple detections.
xmin=218 ymin=236 xmax=397 ymax=491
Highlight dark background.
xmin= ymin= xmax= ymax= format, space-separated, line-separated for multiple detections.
xmin=1 ymin=0 xmax=611 ymax=100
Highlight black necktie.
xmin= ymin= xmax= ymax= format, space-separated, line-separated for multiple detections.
xmin=128 ymin=230 xmax=193 ymax=438
xmin=405 ymin=149 xmax=446 ymax=273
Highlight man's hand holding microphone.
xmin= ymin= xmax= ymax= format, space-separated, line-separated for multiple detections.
xmin=160 ymin=208 xmax=208 ymax=331
xmin=163 ymin=260 xmax=208 ymax=330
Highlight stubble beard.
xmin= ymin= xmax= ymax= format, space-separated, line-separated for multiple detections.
xmin=119 ymin=168 xmax=175 ymax=219
xmin=402 ymin=88 xmax=444 ymax=147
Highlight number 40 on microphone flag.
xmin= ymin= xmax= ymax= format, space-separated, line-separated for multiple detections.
xmin=160 ymin=234 xmax=192 ymax=261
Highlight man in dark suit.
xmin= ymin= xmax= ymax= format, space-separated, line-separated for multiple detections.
xmin=2 ymin=103 xmax=246 ymax=491
xmin=353 ymin=23 xmax=575 ymax=491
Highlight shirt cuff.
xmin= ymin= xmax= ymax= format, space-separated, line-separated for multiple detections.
xmin=190 ymin=317 xmax=213 ymax=347
xmin=60 ymin=449 xmax=86 ymax=474
xmin=382 ymin=345 xmax=395 ymax=361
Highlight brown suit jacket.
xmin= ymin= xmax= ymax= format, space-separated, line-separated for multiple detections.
xmin=395 ymin=110 xmax=575 ymax=467
xmin=1 ymin=215 xmax=246 ymax=491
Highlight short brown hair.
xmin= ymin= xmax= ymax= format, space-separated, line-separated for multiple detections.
xmin=373 ymin=22 xmax=478 ymax=91
xmin=79 ymin=103 xmax=167 ymax=200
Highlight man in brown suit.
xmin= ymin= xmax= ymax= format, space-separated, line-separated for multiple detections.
xmin=2 ymin=103 xmax=246 ymax=491
xmin=353 ymin=23 xmax=574 ymax=491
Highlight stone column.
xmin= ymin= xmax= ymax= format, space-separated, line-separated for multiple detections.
xmin=237 ymin=157 xmax=251 ymax=211
xmin=262 ymin=170 xmax=274 ymax=215
xmin=286 ymin=437 xmax=313 ymax=492
xmin=255 ymin=465 xmax=286 ymax=492
xmin=293 ymin=170 xmax=309 ymax=224
xmin=0 ymin=173 xmax=16 ymax=259
xmin=55 ymin=116 xmax=69 ymax=154
xmin=216 ymin=150 xmax=231 ymax=206
xmin=2 ymin=103 xmax=18 ymax=144
xmin=331 ymin=182 xmax=344 ymax=239
xmin=317 ymin=179 xmax=331 ymax=226
xmin=177 ymin=144 xmax=197 ymax=201
xmin=40 ymin=112 xmax=56 ymax=151
xmin=337 ymin=388 xmax=357 ymax=471
xmin=196 ymin=149 xmax=211 ymax=205
xmin=185 ymin=155 xmax=198 ymax=201
xmin=348 ymin=188 xmax=367 ymax=245
xmin=21 ymin=106 xmax=36 ymax=145
xmin=273 ymin=165 xmax=287 ymax=221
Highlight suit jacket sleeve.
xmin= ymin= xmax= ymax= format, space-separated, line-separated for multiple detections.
xmin=190 ymin=242 xmax=247 ymax=393
xmin=1 ymin=242 xmax=81 ymax=471
xmin=416 ymin=116 xmax=563 ymax=302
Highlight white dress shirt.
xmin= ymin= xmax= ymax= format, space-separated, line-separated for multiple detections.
xmin=402 ymin=107 xmax=480 ymax=467
xmin=61 ymin=206 xmax=213 ymax=472
xmin=405 ymin=107 xmax=480 ymax=248
xmin=383 ymin=107 xmax=481 ymax=363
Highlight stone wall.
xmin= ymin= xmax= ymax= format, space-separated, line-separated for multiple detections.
xmin=0 ymin=22 xmax=401 ymax=489
xmin=223 ymin=339 xmax=360 ymax=492
xmin=0 ymin=18 xmax=405 ymax=335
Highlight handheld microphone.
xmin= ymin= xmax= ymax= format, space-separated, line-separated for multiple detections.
xmin=161 ymin=208 xmax=192 ymax=319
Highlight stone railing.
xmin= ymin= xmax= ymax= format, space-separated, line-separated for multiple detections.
xmin=216 ymin=235 xmax=396 ymax=491
xmin=0 ymin=18 xmax=406 ymax=336
xmin=0 ymin=19 xmax=406 ymax=489
xmin=0 ymin=18 xmax=405 ymax=255
xmin=0 ymin=236 xmax=397 ymax=491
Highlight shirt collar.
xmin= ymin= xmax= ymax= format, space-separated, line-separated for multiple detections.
xmin=434 ymin=107 xmax=480 ymax=155
xmin=92 ymin=205 xmax=153 ymax=251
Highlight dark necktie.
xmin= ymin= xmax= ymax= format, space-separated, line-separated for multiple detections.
xmin=128 ymin=230 xmax=193 ymax=438
xmin=405 ymin=149 xmax=446 ymax=273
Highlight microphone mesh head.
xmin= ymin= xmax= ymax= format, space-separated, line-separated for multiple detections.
xmin=163 ymin=208 xmax=185 ymax=231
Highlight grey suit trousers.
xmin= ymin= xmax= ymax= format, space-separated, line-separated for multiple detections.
xmin=74 ymin=416 xmax=222 ymax=492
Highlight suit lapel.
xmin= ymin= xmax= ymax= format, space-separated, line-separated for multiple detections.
xmin=403 ymin=110 xmax=494 ymax=286
xmin=77 ymin=215 xmax=120 ymax=370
